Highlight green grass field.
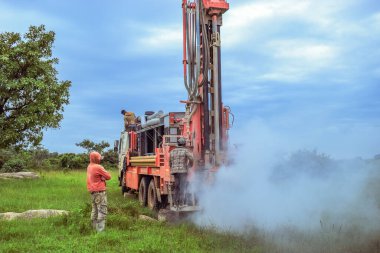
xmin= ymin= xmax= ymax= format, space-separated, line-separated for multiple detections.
xmin=0 ymin=169 xmax=260 ymax=253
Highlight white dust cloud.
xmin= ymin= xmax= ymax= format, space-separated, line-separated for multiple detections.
xmin=192 ymin=119 xmax=380 ymax=232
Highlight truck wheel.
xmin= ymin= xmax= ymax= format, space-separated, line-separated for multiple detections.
xmin=147 ymin=179 xmax=159 ymax=211
xmin=138 ymin=177 xmax=149 ymax=206
xmin=160 ymin=195 xmax=168 ymax=208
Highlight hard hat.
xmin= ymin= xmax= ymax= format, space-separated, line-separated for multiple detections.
xmin=177 ymin=137 xmax=186 ymax=146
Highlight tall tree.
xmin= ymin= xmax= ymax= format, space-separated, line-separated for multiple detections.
xmin=76 ymin=139 xmax=110 ymax=154
xmin=0 ymin=25 xmax=71 ymax=148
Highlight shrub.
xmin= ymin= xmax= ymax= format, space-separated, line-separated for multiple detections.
xmin=75 ymin=139 xmax=110 ymax=154
xmin=1 ymin=157 xmax=27 ymax=172
xmin=70 ymin=155 xmax=87 ymax=169
xmin=103 ymin=149 xmax=118 ymax=166
xmin=59 ymin=153 xmax=87 ymax=170
xmin=0 ymin=147 xmax=114 ymax=171
xmin=0 ymin=148 xmax=30 ymax=172
xmin=28 ymin=146 xmax=50 ymax=168
xmin=0 ymin=148 xmax=14 ymax=169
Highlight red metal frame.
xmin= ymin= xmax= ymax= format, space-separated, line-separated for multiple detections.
xmin=182 ymin=0 xmax=187 ymax=80
xmin=202 ymin=0 xmax=229 ymax=14
xmin=121 ymin=0 xmax=230 ymax=207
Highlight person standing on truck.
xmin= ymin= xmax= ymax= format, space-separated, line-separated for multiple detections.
xmin=169 ymin=137 xmax=194 ymax=207
xmin=121 ymin=109 xmax=136 ymax=131
xmin=87 ymin=151 xmax=111 ymax=232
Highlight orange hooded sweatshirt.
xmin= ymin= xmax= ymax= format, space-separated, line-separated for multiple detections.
xmin=86 ymin=152 xmax=111 ymax=192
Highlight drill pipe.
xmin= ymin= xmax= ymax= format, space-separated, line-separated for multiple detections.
xmin=129 ymin=156 xmax=157 ymax=167
xmin=130 ymin=164 xmax=157 ymax=167
xmin=130 ymin=160 xmax=156 ymax=163
xmin=130 ymin=156 xmax=156 ymax=160
xmin=130 ymin=163 xmax=157 ymax=167
xmin=129 ymin=159 xmax=156 ymax=162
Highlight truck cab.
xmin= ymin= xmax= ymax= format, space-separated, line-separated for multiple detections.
xmin=115 ymin=111 xmax=188 ymax=210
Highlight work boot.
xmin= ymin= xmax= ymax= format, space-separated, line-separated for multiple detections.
xmin=96 ymin=220 xmax=106 ymax=232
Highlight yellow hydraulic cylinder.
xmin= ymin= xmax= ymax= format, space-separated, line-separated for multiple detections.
xmin=130 ymin=156 xmax=157 ymax=167
xmin=130 ymin=156 xmax=156 ymax=160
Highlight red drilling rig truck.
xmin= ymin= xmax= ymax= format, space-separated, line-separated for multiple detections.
xmin=115 ymin=0 xmax=231 ymax=212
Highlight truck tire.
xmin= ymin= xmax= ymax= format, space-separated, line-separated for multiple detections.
xmin=147 ymin=179 xmax=159 ymax=211
xmin=138 ymin=177 xmax=149 ymax=206
xmin=160 ymin=195 xmax=168 ymax=208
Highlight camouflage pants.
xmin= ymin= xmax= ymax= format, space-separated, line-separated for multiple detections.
xmin=91 ymin=191 xmax=107 ymax=222
xmin=125 ymin=123 xmax=136 ymax=132
xmin=173 ymin=173 xmax=187 ymax=206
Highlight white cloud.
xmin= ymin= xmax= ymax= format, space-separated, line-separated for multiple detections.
xmin=0 ymin=2 xmax=67 ymax=32
xmin=272 ymin=42 xmax=335 ymax=62
xmin=222 ymin=40 xmax=339 ymax=83
xmin=123 ymin=22 xmax=182 ymax=55
xmin=369 ymin=11 xmax=380 ymax=33
xmin=138 ymin=25 xmax=181 ymax=49
xmin=257 ymin=40 xmax=339 ymax=82
xmin=258 ymin=67 xmax=306 ymax=82
xmin=219 ymin=0 xmax=380 ymax=84
xmin=223 ymin=0 xmax=357 ymax=44
xmin=225 ymin=0 xmax=309 ymax=28
xmin=374 ymin=11 xmax=380 ymax=22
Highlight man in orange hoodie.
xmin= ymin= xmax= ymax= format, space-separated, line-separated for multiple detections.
xmin=87 ymin=151 xmax=111 ymax=232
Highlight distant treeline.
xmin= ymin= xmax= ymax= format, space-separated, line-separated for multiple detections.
xmin=0 ymin=146 xmax=118 ymax=173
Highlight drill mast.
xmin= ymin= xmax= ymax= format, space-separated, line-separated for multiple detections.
xmin=182 ymin=0 xmax=230 ymax=170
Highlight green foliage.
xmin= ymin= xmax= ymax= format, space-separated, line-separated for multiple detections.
xmin=76 ymin=139 xmax=110 ymax=154
xmin=0 ymin=148 xmax=14 ymax=168
xmin=28 ymin=145 xmax=58 ymax=170
xmin=102 ymin=149 xmax=118 ymax=166
xmin=58 ymin=153 xmax=87 ymax=170
xmin=0 ymin=148 xmax=30 ymax=172
xmin=1 ymin=157 xmax=26 ymax=172
xmin=0 ymin=25 xmax=71 ymax=149
xmin=0 ymin=147 xmax=89 ymax=171
xmin=0 ymin=145 xmax=117 ymax=172
xmin=75 ymin=139 xmax=117 ymax=168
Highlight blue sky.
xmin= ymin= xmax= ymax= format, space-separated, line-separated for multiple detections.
xmin=1 ymin=0 xmax=379 ymax=158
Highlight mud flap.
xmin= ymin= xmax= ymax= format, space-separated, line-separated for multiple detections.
xmin=168 ymin=183 xmax=174 ymax=208
xmin=153 ymin=177 xmax=161 ymax=203
xmin=156 ymin=188 xmax=161 ymax=203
